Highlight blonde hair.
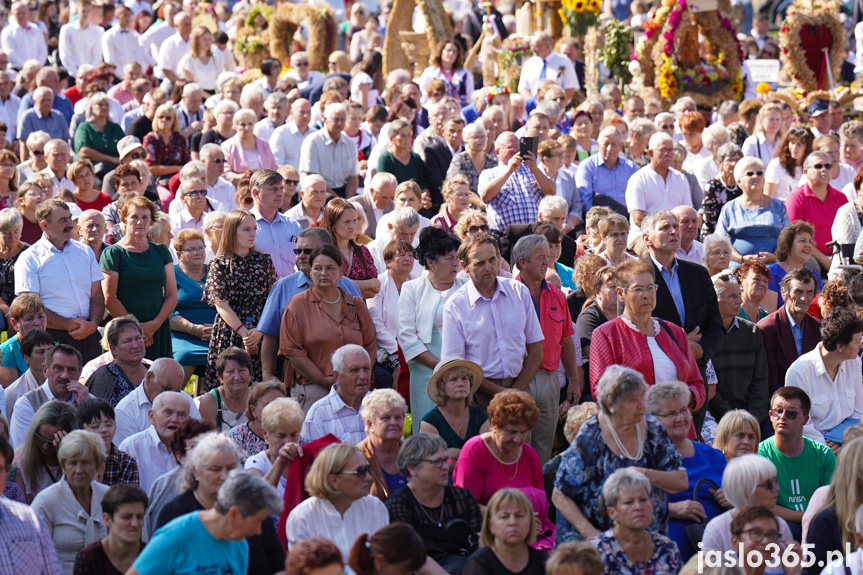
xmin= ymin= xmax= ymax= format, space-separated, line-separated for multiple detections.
xmin=58 ymin=430 xmax=107 ymax=471
xmin=305 ymin=443 xmax=364 ymax=500
xmin=428 ymin=366 xmax=478 ymax=407
xmin=713 ymin=410 xmax=761 ymax=461
xmin=480 ymin=489 xmax=537 ymax=547
xmin=360 ymin=389 xmax=407 ymax=433
xmin=563 ymin=402 xmax=598 ymax=444
xmin=260 ymin=397 xmax=305 ymax=434
xmin=821 ymin=438 xmax=863 ymax=550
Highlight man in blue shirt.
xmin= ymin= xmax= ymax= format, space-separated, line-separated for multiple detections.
xmin=575 ymin=126 xmax=639 ymax=212
xmin=16 ymin=67 xmax=75 ymax=126
xmin=259 ymin=227 xmax=361 ymax=383
xmin=18 ymin=87 xmax=69 ymax=145
xmin=250 ymin=168 xmax=303 ymax=279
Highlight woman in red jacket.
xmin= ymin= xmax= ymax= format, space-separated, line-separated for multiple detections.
xmin=589 ymin=259 xmax=705 ymax=438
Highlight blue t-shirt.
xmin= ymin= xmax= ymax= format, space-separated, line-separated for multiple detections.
xmin=133 ymin=511 xmax=248 ymax=575
xmin=0 ymin=335 xmax=26 ymax=374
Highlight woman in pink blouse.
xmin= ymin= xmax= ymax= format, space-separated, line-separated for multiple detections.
xmin=220 ymin=108 xmax=277 ymax=184
xmin=452 ymin=390 xmax=555 ymax=550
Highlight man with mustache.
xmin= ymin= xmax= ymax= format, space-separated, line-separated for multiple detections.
xmin=9 ymin=343 xmax=88 ymax=448
xmin=15 ymin=199 xmax=105 ymax=364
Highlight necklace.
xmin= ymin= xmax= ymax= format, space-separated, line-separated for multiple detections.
xmin=483 ymin=436 xmax=521 ymax=480
xmin=605 ymin=414 xmax=644 ymax=461
xmin=411 ymin=486 xmax=446 ymax=527
xmin=442 ymin=406 xmax=468 ymax=437
xmin=319 ymin=290 xmax=342 ymax=304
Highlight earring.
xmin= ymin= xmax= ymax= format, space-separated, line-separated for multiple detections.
xmin=609 ymin=408 xmax=615 ymax=414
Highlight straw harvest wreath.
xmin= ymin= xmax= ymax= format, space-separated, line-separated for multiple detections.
xmin=778 ymin=0 xmax=844 ymax=93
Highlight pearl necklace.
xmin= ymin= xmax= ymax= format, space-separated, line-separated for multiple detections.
xmin=320 ymin=290 xmax=342 ymax=304
xmin=606 ymin=414 xmax=644 ymax=461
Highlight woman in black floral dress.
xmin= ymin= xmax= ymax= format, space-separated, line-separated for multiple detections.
xmin=202 ymin=209 xmax=276 ymax=388
xmin=700 ymin=143 xmax=743 ymax=239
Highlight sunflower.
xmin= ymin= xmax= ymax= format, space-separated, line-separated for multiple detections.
xmin=573 ymin=0 xmax=586 ymax=12
xmin=587 ymin=0 xmax=601 ymax=12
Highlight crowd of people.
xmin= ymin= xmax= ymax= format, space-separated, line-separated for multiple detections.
xmin=2 ymin=0 xmax=863 ymax=574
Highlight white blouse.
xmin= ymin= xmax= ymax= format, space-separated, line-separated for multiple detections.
xmin=621 ymin=316 xmax=678 ymax=383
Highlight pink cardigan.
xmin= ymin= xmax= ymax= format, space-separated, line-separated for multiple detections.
xmin=220 ymin=134 xmax=278 ymax=181
xmin=589 ymin=316 xmax=706 ymax=438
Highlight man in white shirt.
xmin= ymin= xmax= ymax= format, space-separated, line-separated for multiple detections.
xmin=625 ymin=132 xmax=693 ymax=241
xmin=517 ymin=31 xmax=579 ymax=104
xmin=10 ymin=344 xmax=89 ymax=448
xmin=138 ymin=1 xmax=178 ymax=68
xmin=270 ymin=98 xmax=315 ymax=169
xmin=3 ymin=328 xmax=53 ymax=422
xmin=114 ymin=358 xmax=199 ymax=445
xmin=14 ymin=199 xmax=104 ymax=362
xmin=286 ymin=174 xmax=327 ymax=230
xmin=299 ymin=344 xmax=371 ymax=439
xmin=198 ymin=143 xmax=237 ymax=210
xmin=300 ymin=103 xmax=359 ymax=198
xmin=283 ymin=51 xmax=323 ymax=91
xmin=751 ymin=14 xmax=770 ymax=51
xmin=156 ymin=12 xmax=192 ymax=86
xmin=254 ymin=92 xmax=289 ymax=141
xmin=348 ymin=172 xmax=396 ymax=239
xmin=673 ymin=205 xmax=704 ymax=264
xmin=0 ymin=72 xmax=20 ymax=141
xmin=119 ymin=390 xmax=191 ymax=492
xmin=693 ymin=124 xmax=731 ymax=190
xmin=0 ymin=2 xmax=48 ymax=70
xmin=37 ymin=140 xmax=76 ymax=196
xmin=58 ymin=0 xmax=104 ymax=78
xmin=785 ymin=308 xmax=863 ymax=448
xmin=102 ymin=5 xmax=142 ymax=73
xmin=174 ymin=82 xmax=204 ymax=143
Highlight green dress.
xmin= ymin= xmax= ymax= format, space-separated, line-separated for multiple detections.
xmin=100 ymin=242 xmax=174 ymax=360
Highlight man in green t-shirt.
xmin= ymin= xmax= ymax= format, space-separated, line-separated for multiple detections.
xmin=758 ymin=387 xmax=836 ymax=532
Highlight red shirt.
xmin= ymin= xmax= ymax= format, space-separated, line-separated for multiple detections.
xmin=785 ymin=183 xmax=848 ymax=254
xmin=76 ymin=191 xmax=113 ymax=212
xmin=63 ymin=85 xmax=82 ymax=106
xmin=518 ymin=276 xmax=575 ymax=370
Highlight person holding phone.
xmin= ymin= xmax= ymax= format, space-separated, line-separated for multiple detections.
xmin=478 ymin=131 xmax=557 ymax=234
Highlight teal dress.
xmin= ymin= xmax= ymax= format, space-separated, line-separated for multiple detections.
xmin=100 ymin=242 xmax=173 ymax=360
xmin=171 ymin=264 xmax=216 ymax=366
xmin=421 ymin=406 xmax=488 ymax=449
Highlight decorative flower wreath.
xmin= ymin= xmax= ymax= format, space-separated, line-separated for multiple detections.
xmin=498 ymin=36 xmax=533 ymax=92
xmin=779 ymin=0 xmax=845 ymax=93
xmin=486 ymin=85 xmax=511 ymax=104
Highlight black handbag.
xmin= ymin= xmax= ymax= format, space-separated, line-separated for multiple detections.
xmin=684 ymin=477 xmax=720 ymax=550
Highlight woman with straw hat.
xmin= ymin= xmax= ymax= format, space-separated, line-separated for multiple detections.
xmin=419 ymin=356 xmax=490 ymax=462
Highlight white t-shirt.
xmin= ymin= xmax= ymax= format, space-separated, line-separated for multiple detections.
xmin=244 ymin=450 xmax=286 ymax=497
xmin=350 ymin=72 xmax=380 ymax=107
xmin=765 ymin=157 xmax=802 ymax=201
xmin=177 ymin=48 xmax=225 ymax=92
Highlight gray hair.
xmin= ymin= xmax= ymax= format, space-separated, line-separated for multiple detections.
xmin=331 ymin=344 xmax=370 ymax=373
xmin=391 ymin=206 xmax=419 ymax=228
xmin=640 ymin=210 xmax=676 ymax=235
xmin=672 ymin=142 xmax=687 ymax=160
xmin=297 ymin=227 xmax=332 ymax=244
xmin=233 ymin=108 xmax=257 ymax=126
xmin=711 ymin=270 xmax=739 ymax=296
xmin=151 ymin=390 xmax=190 ymax=414
xmin=200 ymin=143 xmax=225 ymax=161
xmin=203 ymin=210 xmax=226 ymax=232
xmin=703 ymin=124 xmax=730 ymax=152
xmin=370 ymin=171 xmax=397 ymax=190
xmin=398 ymin=433 xmax=448 ymax=477
xmin=601 ymin=467 xmax=652 ymax=508
xmin=33 ymin=86 xmax=53 ymax=101
xmin=387 ymin=69 xmax=411 ymax=87
xmin=513 ymin=234 xmax=549 ymax=268
xmin=290 ymin=51 xmax=309 ymax=65
xmin=463 ymin=122 xmax=487 ymax=141
xmin=718 ymin=100 xmax=739 ymax=122
xmin=803 ymin=151 xmax=831 ymax=171
xmin=722 ymin=454 xmax=777 ymax=508
xmin=536 ymin=101 xmax=561 ymax=122
xmin=266 ymin=92 xmax=288 ymax=107
xmin=539 ymin=195 xmax=569 ymax=215
xmin=645 ymin=381 xmax=691 ymax=415
xmin=179 ymin=160 xmax=206 ymax=183
xmin=654 ymin=112 xmax=674 ymax=126
xmin=214 ymin=98 xmax=239 ymax=117
xmin=594 ymin=365 xmax=648 ymax=415
xmin=716 ymin=142 xmax=742 ymax=164
xmin=84 ymin=93 xmax=109 ymax=123
xmin=181 ymin=431 xmax=242 ymax=491
xmin=182 ymin=82 xmax=201 ymax=97
xmin=598 ymin=126 xmax=622 ymax=143
xmin=239 ymin=84 xmax=265 ymax=108
xmin=734 ymin=157 xmax=763 ymax=182
xmin=300 ymin=174 xmax=326 ymax=191
xmin=629 ymin=118 xmax=656 ymax=140
xmin=648 ymin=132 xmax=673 ymax=150
xmin=360 ymin=388 xmax=407 ymax=433
xmin=0 ymin=207 xmax=22 ymax=231
xmin=323 ymin=102 xmax=347 ymax=120
xmin=215 ymin=72 xmax=240 ymax=91
xmin=702 ymin=234 xmax=732 ymax=265
xmin=674 ymin=97 xmax=697 ymax=113
xmin=214 ymin=470 xmax=283 ymax=517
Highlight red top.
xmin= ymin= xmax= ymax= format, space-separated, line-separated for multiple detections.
xmin=516 ymin=276 xmax=575 ymax=370
xmin=590 ymin=316 xmax=706 ymax=439
xmin=785 ymin=183 xmax=848 ymax=254
xmin=63 ymin=85 xmax=82 ymax=106
xmin=76 ymin=191 xmax=113 ymax=212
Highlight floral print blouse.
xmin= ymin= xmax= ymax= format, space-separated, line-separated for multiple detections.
xmin=143 ymin=131 xmax=191 ymax=167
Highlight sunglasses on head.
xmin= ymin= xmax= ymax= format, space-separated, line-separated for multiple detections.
xmin=790 ymin=128 xmax=809 ymax=137
xmin=468 ymin=224 xmax=489 ymax=234
xmin=338 ymin=465 xmax=372 ymax=477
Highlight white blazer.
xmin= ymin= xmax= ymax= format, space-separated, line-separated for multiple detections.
xmin=397 ymin=275 xmax=466 ymax=362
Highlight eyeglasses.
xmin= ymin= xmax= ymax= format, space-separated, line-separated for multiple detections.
xmin=708 ymin=248 xmax=731 ymax=257
xmin=745 ymin=170 xmax=764 ymax=177
xmin=454 ymin=192 xmax=472 ymax=198
xmin=757 ymin=477 xmax=778 ymax=490
xmin=84 ymin=419 xmax=116 ymax=431
xmin=812 ymin=163 xmax=833 ymax=170
xmin=33 ymin=431 xmax=54 ymax=444
xmin=624 ymin=284 xmax=658 ymax=296
xmin=337 ymin=465 xmax=372 ymax=477
xmin=127 ymin=151 xmax=146 ymax=160
xmin=293 ymin=248 xmax=314 ymax=256
xmin=468 ymin=224 xmax=489 ymax=234
xmin=656 ymin=407 xmax=689 ymax=420
xmin=183 ymin=189 xmax=208 ymax=198
xmin=296 ymin=62 xmax=309 ymax=67
xmin=181 ymin=247 xmax=206 ymax=253
xmin=284 ymin=179 xmax=299 ymax=186
xmin=606 ymin=232 xmax=627 ymax=240
xmin=770 ymin=408 xmax=800 ymax=420
xmin=739 ymin=527 xmax=780 ymax=542
xmin=421 ymin=457 xmax=453 ymax=468
xmin=209 ymin=158 xmax=225 ymax=164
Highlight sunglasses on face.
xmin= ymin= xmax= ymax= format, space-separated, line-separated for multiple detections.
xmin=337 ymin=465 xmax=372 ymax=477
xmin=770 ymin=408 xmax=800 ymax=419
xmin=757 ymin=477 xmax=778 ymax=490
xmin=284 ymin=179 xmax=299 ymax=186
xmin=468 ymin=224 xmax=489 ymax=233
xmin=745 ymin=170 xmax=764 ymax=177
xmin=293 ymin=248 xmax=314 ymax=256
xmin=812 ymin=163 xmax=833 ymax=170
xmin=30 ymin=150 xmax=44 ymax=156
xmin=210 ymin=158 xmax=225 ymax=164
xmin=183 ymin=189 xmax=207 ymax=198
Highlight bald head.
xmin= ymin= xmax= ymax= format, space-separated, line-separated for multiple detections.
xmin=144 ymin=358 xmax=187 ymax=401
xmin=494 ymin=131 xmax=519 ymax=164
